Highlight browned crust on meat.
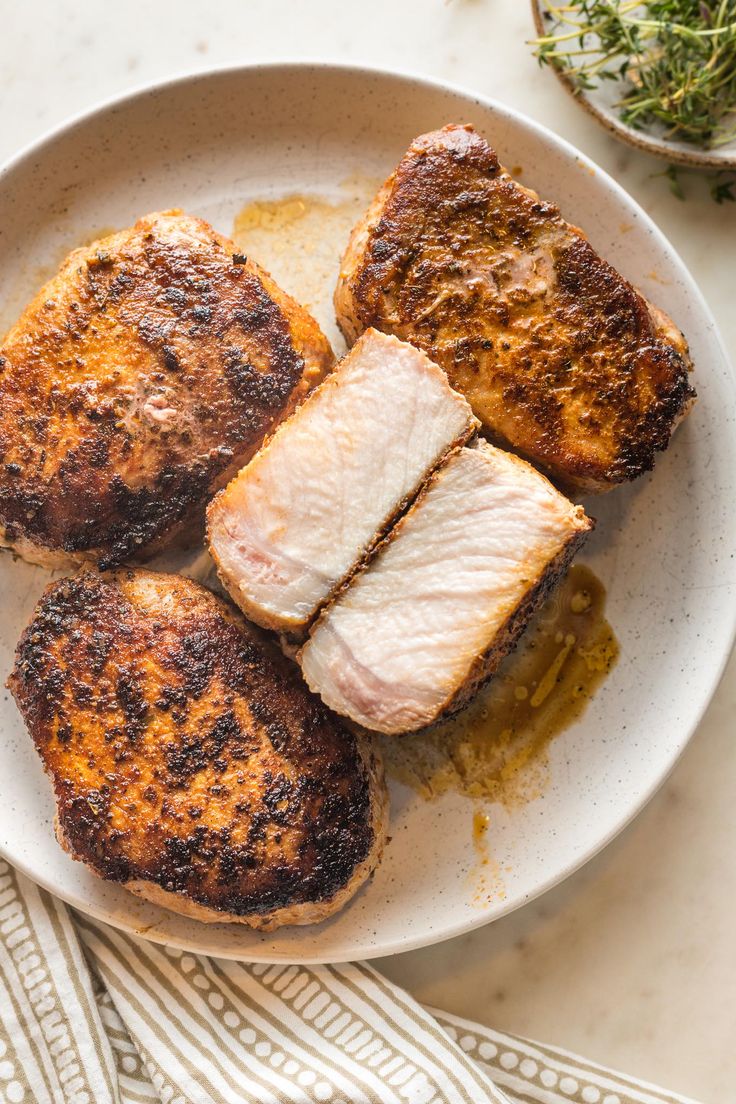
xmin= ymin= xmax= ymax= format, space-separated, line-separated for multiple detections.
xmin=0 ymin=210 xmax=334 ymax=569
xmin=335 ymin=124 xmax=695 ymax=493
xmin=54 ymin=735 xmax=388 ymax=931
xmin=8 ymin=569 xmax=387 ymax=929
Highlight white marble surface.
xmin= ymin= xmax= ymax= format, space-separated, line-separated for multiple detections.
xmin=2 ymin=1 xmax=734 ymax=1101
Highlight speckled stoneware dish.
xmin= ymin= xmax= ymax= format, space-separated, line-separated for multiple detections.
xmin=531 ymin=0 xmax=736 ymax=170
xmin=1 ymin=63 xmax=735 ymax=964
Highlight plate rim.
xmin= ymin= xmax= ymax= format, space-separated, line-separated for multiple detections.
xmin=1 ymin=58 xmax=735 ymax=962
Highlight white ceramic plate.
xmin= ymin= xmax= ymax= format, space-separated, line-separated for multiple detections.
xmin=0 ymin=63 xmax=734 ymax=964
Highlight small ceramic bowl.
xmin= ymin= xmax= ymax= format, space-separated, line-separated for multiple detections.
xmin=531 ymin=0 xmax=736 ymax=170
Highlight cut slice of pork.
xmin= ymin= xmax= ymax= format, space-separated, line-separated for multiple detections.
xmin=207 ymin=328 xmax=478 ymax=635
xmin=299 ymin=441 xmax=593 ymax=735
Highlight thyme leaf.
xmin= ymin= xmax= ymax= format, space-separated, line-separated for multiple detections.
xmin=653 ymin=162 xmax=736 ymax=200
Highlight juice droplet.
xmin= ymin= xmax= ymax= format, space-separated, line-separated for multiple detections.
xmin=473 ymin=810 xmax=490 ymax=844
xmin=571 ymin=589 xmax=592 ymax=614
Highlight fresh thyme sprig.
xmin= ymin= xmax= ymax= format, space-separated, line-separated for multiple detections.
xmin=659 ymin=162 xmax=736 ymax=199
xmin=533 ymin=1 xmax=736 ymax=150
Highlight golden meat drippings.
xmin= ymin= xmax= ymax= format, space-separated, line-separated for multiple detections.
xmin=469 ymin=807 xmax=507 ymax=904
xmin=382 ymin=565 xmax=618 ymax=806
xmin=233 ymin=179 xmax=379 ymax=352
xmin=472 ymin=809 xmax=491 ymax=860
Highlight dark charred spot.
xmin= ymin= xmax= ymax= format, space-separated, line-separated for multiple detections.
xmin=164 ymin=709 xmax=252 ymax=783
xmin=107 ymin=272 xmax=135 ymax=302
xmin=56 ymin=723 xmax=72 ymax=744
xmin=224 ymin=347 xmax=297 ymax=408
xmin=72 ymin=680 xmax=93 ymax=706
xmin=265 ymin=718 xmax=291 ymax=755
xmin=115 ymin=668 xmax=148 ymax=742
xmin=155 ymin=684 xmax=187 ymax=712
xmin=163 ymin=286 xmax=188 ymax=311
xmin=85 ymin=435 xmax=110 ymax=469
xmin=161 ymin=344 xmax=180 ymax=372
xmin=168 ymin=628 xmax=217 ymax=698
xmin=87 ymin=462 xmax=218 ymax=569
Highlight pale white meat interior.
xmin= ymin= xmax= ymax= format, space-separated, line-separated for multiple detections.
xmin=207 ymin=328 xmax=477 ymax=632
xmin=299 ymin=441 xmax=591 ymax=734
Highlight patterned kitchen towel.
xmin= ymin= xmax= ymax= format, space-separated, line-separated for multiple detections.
xmin=0 ymin=859 xmax=700 ymax=1104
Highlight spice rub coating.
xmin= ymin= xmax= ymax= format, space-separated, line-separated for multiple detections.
xmin=0 ymin=210 xmax=333 ymax=568
xmin=9 ymin=570 xmax=386 ymax=929
xmin=336 ymin=125 xmax=695 ymax=492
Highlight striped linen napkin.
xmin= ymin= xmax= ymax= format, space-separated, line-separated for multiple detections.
xmin=0 ymin=858 xmax=698 ymax=1104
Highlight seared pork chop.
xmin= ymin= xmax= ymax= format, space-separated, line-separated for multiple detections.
xmin=9 ymin=570 xmax=386 ymax=929
xmin=0 ymin=210 xmax=333 ymax=569
xmin=336 ymin=125 xmax=695 ymax=493
xmin=207 ymin=328 xmax=477 ymax=636
xmin=300 ymin=442 xmax=592 ymax=735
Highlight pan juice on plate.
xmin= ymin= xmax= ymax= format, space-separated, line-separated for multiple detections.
xmin=383 ymin=564 xmax=618 ymax=804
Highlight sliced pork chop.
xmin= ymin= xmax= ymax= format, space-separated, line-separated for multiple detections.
xmin=207 ymin=328 xmax=478 ymax=636
xmin=0 ymin=210 xmax=333 ymax=569
xmin=9 ymin=570 xmax=387 ymax=930
xmin=336 ymin=124 xmax=695 ymax=493
xmin=300 ymin=442 xmax=592 ymax=735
